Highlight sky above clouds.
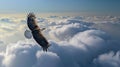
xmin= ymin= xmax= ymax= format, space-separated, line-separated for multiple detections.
xmin=0 ymin=0 xmax=120 ymax=15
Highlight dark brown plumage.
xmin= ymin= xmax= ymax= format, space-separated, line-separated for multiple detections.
xmin=27 ymin=13 xmax=50 ymax=51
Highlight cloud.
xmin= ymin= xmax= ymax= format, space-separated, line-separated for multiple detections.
xmin=33 ymin=51 xmax=60 ymax=67
xmin=0 ymin=41 xmax=61 ymax=67
xmin=48 ymin=19 xmax=93 ymax=41
xmin=0 ymin=40 xmax=4 ymax=44
xmin=2 ymin=41 xmax=39 ymax=67
xmin=0 ymin=18 xmax=11 ymax=23
xmin=48 ymin=16 xmax=59 ymax=18
xmin=49 ymin=23 xmax=89 ymax=40
xmin=83 ymin=16 xmax=120 ymax=24
xmin=37 ymin=18 xmax=47 ymax=23
xmin=0 ymin=17 xmax=27 ymax=44
xmin=93 ymin=51 xmax=120 ymax=67
xmin=49 ymin=29 xmax=120 ymax=67
xmin=0 ymin=40 xmax=6 ymax=51
xmin=0 ymin=53 xmax=4 ymax=67
xmin=0 ymin=29 xmax=119 ymax=67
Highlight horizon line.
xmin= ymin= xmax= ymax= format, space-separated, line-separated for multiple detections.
xmin=0 ymin=12 xmax=120 ymax=17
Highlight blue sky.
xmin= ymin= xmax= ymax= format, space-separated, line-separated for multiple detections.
xmin=0 ymin=0 xmax=120 ymax=15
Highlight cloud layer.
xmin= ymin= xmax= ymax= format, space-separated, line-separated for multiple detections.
xmin=0 ymin=29 xmax=120 ymax=67
xmin=0 ymin=16 xmax=120 ymax=67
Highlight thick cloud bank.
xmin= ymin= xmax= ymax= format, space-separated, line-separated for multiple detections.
xmin=0 ymin=29 xmax=120 ymax=67
xmin=0 ymin=16 xmax=120 ymax=67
